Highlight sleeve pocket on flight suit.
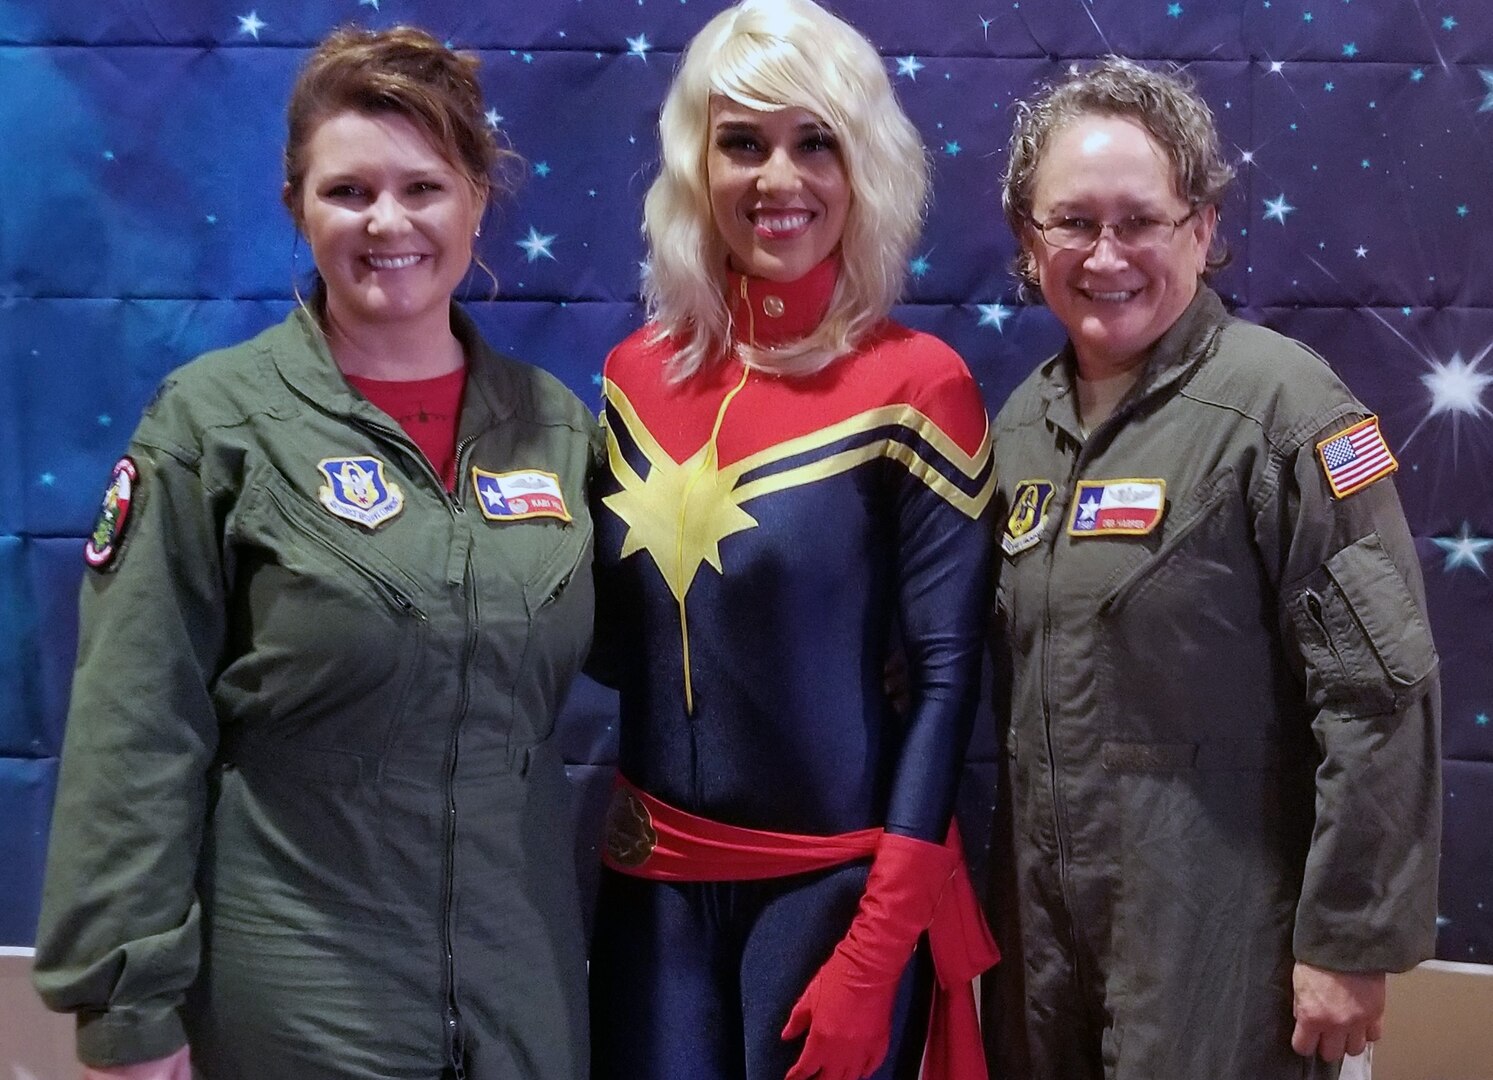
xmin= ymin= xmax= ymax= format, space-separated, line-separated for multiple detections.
xmin=1288 ymin=531 xmax=1438 ymax=717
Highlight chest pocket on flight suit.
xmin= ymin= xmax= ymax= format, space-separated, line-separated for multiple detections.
xmin=225 ymin=468 xmax=429 ymax=776
xmin=1093 ymin=468 xmax=1276 ymax=751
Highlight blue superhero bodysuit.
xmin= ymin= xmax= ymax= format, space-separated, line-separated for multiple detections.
xmin=589 ymin=258 xmax=994 ymax=1080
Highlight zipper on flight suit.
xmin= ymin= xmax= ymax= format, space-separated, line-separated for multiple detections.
xmin=347 ymin=411 xmax=481 ymax=1073
xmin=439 ymin=430 xmax=481 ymax=1078
xmin=1040 ymin=428 xmax=1105 ymax=1005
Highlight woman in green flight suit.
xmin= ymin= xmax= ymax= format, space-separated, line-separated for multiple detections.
xmin=33 ymin=26 xmax=596 ymax=1080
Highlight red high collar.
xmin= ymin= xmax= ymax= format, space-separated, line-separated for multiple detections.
xmin=726 ymin=256 xmax=839 ymax=349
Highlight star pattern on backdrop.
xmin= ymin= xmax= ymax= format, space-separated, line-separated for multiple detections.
xmin=977 ymin=303 xmax=1013 ymax=332
xmin=1432 ymin=524 xmax=1493 ymax=574
xmin=235 ymin=10 xmax=265 ymax=39
xmin=1263 ymin=193 xmax=1296 ymax=223
xmin=516 ymin=227 xmax=558 ymax=263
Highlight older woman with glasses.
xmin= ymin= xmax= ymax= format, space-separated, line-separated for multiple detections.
xmin=982 ymin=58 xmax=1441 ymax=1080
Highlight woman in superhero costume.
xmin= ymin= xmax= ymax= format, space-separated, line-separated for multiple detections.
xmin=588 ymin=3 xmax=999 ymax=1078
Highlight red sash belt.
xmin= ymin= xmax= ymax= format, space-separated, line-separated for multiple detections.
xmin=602 ymin=776 xmax=998 ymax=1080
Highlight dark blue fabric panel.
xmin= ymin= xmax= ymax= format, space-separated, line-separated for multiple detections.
xmin=28 ymin=538 xmax=85 ymax=759
xmin=0 ymin=757 xmax=57 ymax=945
xmin=1439 ymin=759 xmax=1493 ymax=963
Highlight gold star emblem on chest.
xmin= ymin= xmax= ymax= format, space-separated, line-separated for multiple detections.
xmin=603 ymin=437 xmax=758 ymax=604
xmin=602 ymin=373 xmax=759 ymax=604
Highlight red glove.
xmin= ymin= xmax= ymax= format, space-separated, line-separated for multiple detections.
xmin=781 ymin=832 xmax=959 ymax=1080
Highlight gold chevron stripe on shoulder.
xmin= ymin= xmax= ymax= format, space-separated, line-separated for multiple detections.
xmin=603 ymin=380 xmax=994 ymax=518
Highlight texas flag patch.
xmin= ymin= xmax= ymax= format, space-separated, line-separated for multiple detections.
xmin=1068 ymin=479 xmax=1167 ymax=537
xmin=472 ymin=468 xmax=572 ymax=522
xmin=1316 ymin=416 xmax=1397 ymax=498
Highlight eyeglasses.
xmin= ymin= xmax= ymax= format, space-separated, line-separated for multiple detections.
xmin=1027 ymin=209 xmax=1198 ymax=251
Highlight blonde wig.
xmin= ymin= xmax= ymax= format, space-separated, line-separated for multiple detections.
xmin=643 ymin=0 xmax=929 ymax=380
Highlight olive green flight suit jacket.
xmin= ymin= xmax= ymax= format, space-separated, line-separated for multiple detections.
xmin=34 ymin=307 xmax=598 ymax=1080
xmin=982 ymin=287 xmax=1441 ymax=1080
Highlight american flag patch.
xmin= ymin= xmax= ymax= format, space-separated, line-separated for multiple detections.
xmin=1316 ymin=416 xmax=1398 ymax=498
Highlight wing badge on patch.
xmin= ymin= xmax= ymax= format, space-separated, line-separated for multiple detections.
xmin=1002 ymin=480 xmax=1055 ymax=556
xmin=1316 ymin=416 xmax=1397 ymax=499
xmin=1068 ymin=479 xmax=1167 ymax=537
xmin=83 ymin=456 xmax=139 ymax=570
xmin=471 ymin=468 xmax=572 ymax=522
xmin=317 ymin=456 xmax=405 ymax=529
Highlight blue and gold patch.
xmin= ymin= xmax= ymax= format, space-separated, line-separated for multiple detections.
xmin=1002 ymin=480 xmax=1054 ymax=556
xmin=317 ymin=456 xmax=404 ymax=530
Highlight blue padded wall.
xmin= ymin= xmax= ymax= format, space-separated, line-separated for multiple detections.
xmin=1 ymin=0 xmax=1490 ymax=963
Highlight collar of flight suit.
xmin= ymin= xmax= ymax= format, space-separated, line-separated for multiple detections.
xmin=1037 ymin=283 xmax=1230 ymax=442
xmin=267 ymin=301 xmax=517 ymax=440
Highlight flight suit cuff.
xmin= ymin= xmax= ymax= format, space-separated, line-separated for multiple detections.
xmin=76 ymin=1003 xmax=187 ymax=1069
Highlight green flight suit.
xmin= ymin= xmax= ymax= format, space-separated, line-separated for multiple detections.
xmin=982 ymin=287 xmax=1441 ymax=1080
xmin=34 ymin=306 xmax=597 ymax=1080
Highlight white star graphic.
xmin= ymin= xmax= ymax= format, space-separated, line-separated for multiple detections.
xmin=1269 ymin=60 xmax=1286 ymax=74
xmin=1432 ymin=523 xmax=1493 ymax=574
xmin=896 ymin=55 xmax=925 ymax=80
xmin=516 ymin=226 xmax=558 ymax=263
xmin=1078 ymin=495 xmax=1100 ymax=522
xmin=1354 ymin=245 xmax=1368 ymax=257
xmin=236 ymin=11 xmax=265 ymax=39
xmin=1263 ymin=193 xmax=1296 ymax=224
xmin=627 ymin=33 xmax=652 ymax=60
xmin=484 ymin=108 xmax=503 ymax=130
xmin=1479 ymin=70 xmax=1493 ymax=113
xmin=480 ymin=483 xmax=508 ymax=512
xmin=1240 ymin=149 xmax=1256 ymax=165
xmin=977 ymin=303 xmax=1013 ymax=331
xmin=1422 ymin=351 xmax=1493 ymax=419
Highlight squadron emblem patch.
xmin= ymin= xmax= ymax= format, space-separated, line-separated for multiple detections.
xmin=1316 ymin=416 xmax=1397 ymax=499
xmin=83 ymin=457 xmax=138 ymax=570
xmin=317 ymin=456 xmax=405 ymax=529
xmin=1002 ymin=480 xmax=1055 ymax=556
xmin=471 ymin=468 xmax=572 ymax=522
xmin=1068 ymin=478 xmax=1167 ymax=537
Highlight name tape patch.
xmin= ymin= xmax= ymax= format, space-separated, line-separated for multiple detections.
xmin=1068 ymin=478 xmax=1166 ymax=537
xmin=1316 ymin=416 xmax=1397 ymax=499
xmin=472 ymin=468 xmax=571 ymax=522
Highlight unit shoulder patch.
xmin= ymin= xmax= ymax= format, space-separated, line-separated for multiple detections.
xmin=317 ymin=456 xmax=405 ymax=529
xmin=1067 ymin=478 xmax=1167 ymax=537
xmin=1316 ymin=416 xmax=1397 ymax=499
xmin=472 ymin=468 xmax=572 ymax=522
xmin=83 ymin=456 xmax=139 ymax=570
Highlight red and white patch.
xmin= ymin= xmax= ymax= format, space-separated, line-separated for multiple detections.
xmin=1316 ymin=416 xmax=1397 ymax=498
xmin=84 ymin=457 xmax=139 ymax=569
xmin=471 ymin=468 xmax=571 ymax=522
xmin=1067 ymin=478 xmax=1167 ymax=537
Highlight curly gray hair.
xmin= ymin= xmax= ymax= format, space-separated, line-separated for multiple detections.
xmin=1002 ymin=57 xmax=1235 ymax=291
